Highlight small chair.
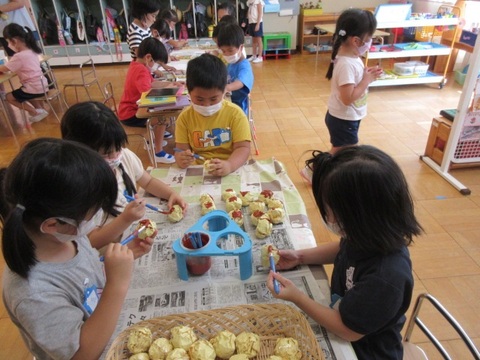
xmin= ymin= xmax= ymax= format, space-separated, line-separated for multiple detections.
xmin=403 ymin=293 xmax=480 ymax=360
xmin=247 ymin=94 xmax=259 ymax=155
xmin=63 ymin=59 xmax=103 ymax=104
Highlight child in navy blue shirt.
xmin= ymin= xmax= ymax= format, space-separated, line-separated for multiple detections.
xmin=217 ymin=23 xmax=253 ymax=115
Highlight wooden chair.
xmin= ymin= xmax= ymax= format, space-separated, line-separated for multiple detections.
xmin=403 ymin=293 xmax=480 ymax=360
xmin=63 ymin=59 xmax=103 ymax=104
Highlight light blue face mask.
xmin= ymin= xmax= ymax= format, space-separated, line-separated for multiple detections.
xmin=41 ymin=217 xmax=96 ymax=243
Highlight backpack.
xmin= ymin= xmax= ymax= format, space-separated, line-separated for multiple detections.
xmin=115 ymin=12 xmax=128 ymax=42
xmin=38 ymin=10 xmax=58 ymax=45
xmin=84 ymin=11 xmax=100 ymax=41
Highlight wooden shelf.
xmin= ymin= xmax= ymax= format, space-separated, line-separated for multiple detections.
xmin=297 ymin=13 xmax=338 ymax=55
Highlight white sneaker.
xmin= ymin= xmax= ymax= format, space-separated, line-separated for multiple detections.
xmin=29 ymin=109 xmax=48 ymax=123
xmin=252 ymin=57 xmax=263 ymax=63
xmin=155 ymin=151 xmax=175 ymax=164
xmin=300 ymin=166 xmax=313 ymax=185
xmin=248 ymin=56 xmax=256 ymax=62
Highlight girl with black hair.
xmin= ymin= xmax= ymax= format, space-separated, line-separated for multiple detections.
xmin=268 ymin=145 xmax=423 ymax=360
xmin=61 ymin=101 xmax=187 ymax=248
xmin=127 ymin=0 xmax=160 ymax=59
xmin=0 ymin=23 xmax=49 ymax=123
xmin=0 ymin=138 xmax=153 ymax=359
xmin=160 ymin=8 xmax=188 ymax=50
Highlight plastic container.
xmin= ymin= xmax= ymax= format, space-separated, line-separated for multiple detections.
xmin=393 ymin=62 xmax=415 ymax=75
xmin=454 ymin=70 xmax=467 ymax=86
xmin=405 ymin=61 xmax=430 ymax=76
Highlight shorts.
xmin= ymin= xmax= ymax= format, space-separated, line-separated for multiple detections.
xmin=325 ymin=111 xmax=361 ymax=147
xmin=248 ymin=22 xmax=263 ymax=37
xmin=11 ymin=88 xmax=44 ymax=103
xmin=121 ymin=116 xmax=147 ymax=127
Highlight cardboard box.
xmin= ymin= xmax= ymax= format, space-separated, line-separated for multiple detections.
xmin=459 ymin=30 xmax=478 ymax=47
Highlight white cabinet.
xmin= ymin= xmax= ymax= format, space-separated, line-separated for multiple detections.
xmin=367 ymin=16 xmax=460 ymax=88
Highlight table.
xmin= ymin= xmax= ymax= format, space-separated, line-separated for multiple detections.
xmin=314 ymin=24 xmax=390 ymax=67
xmin=106 ymin=158 xmax=356 ymax=360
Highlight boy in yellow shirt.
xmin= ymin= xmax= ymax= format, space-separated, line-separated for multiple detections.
xmin=174 ymin=54 xmax=251 ymax=176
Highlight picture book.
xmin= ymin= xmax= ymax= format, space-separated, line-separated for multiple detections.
xmin=137 ymin=92 xmax=177 ymax=107
xmin=147 ymin=95 xmax=190 ymax=112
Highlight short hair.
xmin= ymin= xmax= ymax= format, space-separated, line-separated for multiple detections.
xmin=218 ymin=2 xmax=236 ymax=17
xmin=0 ymin=138 xmax=118 ymax=278
xmin=131 ymin=0 xmax=161 ymax=19
xmin=186 ymin=54 xmax=227 ymax=92
xmin=151 ymin=18 xmax=171 ymax=39
xmin=137 ymin=37 xmax=168 ymax=63
xmin=217 ymin=23 xmax=244 ymax=48
xmin=310 ymin=145 xmax=422 ymax=254
xmin=160 ymin=9 xmax=179 ymax=22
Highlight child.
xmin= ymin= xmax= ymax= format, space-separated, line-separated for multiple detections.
xmin=0 ymin=138 xmax=153 ymax=359
xmin=267 ymin=145 xmax=422 ymax=360
xmin=300 ymin=9 xmax=382 ymax=184
xmin=246 ymin=0 xmax=264 ymax=63
xmin=217 ymin=1 xmax=236 ymax=21
xmin=174 ymin=53 xmax=251 ymax=176
xmin=150 ymin=18 xmax=178 ymax=77
xmin=61 ymin=101 xmax=187 ymax=248
xmin=0 ymin=23 xmax=48 ymax=123
xmin=160 ymin=9 xmax=188 ymax=50
xmin=127 ymin=0 xmax=160 ymax=59
xmin=118 ymin=37 xmax=175 ymax=164
xmin=217 ymin=23 xmax=253 ymax=115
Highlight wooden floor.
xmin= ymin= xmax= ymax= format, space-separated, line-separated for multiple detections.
xmin=1 ymin=53 xmax=479 ymax=359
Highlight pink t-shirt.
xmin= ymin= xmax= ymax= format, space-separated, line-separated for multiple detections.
xmin=5 ymin=49 xmax=47 ymax=94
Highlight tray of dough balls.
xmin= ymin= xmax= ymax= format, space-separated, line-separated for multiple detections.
xmin=106 ymin=303 xmax=324 ymax=360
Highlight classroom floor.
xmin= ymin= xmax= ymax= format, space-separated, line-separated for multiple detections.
xmin=0 ymin=53 xmax=479 ymax=360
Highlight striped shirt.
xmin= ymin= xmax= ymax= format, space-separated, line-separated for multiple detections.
xmin=127 ymin=23 xmax=151 ymax=59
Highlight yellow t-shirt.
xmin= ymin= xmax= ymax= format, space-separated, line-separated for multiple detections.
xmin=175 ymin=100 xmax=251 ymax=161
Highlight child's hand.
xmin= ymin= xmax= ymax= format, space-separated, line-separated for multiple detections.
xmin=167 ymin=193 xmax=188 ymax=212
xmin=267 ymin=271 xmax=302 ymax=302
xmin=170 ymin=55 xmax=179 ymax=61
xmin=275 ymin=249 xmax=301 ymax=270
xmin=365 ymin=65 xmax=383 ymax=83
xmin=103 ymin=243 xmax=134 ymax=289
xmin=122 ymin=198 xmax=146 ymax=223
xmin=207 ymin=158 xmax=232 ymax=177
xmin=127 ymin=230 xmax=156 ymax=259
xmin=175 ymin=149 xmax=196 ymax=168
xmin=162 ymin=64 xmax=177 ymax=72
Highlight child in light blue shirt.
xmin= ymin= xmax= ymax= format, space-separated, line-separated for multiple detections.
xmin=217 ymin=23 xmax=254 ymax=115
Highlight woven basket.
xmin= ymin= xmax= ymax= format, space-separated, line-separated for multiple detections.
xmin=106 ymin=303 xmax=324 ymax=360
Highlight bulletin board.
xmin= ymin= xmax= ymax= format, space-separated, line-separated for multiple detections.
xmin=264 ymin=0 xmax=281 ymax=13
xmin=279 ymin=0 xmax=300 ymax=16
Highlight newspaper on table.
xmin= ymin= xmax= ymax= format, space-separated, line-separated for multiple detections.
xmin=106 ymin=158 xmax=356 ymax=360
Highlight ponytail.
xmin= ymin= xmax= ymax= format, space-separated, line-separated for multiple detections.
xmin=326 ymin=34 xmax=342 ymax=80
xmin=119 ymin=163 xmax=137 ymax=198
xmin=2 ymin=23 xmax=42 ymax=54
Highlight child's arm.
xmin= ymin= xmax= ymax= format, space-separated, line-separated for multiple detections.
xmin=137 ymin=170 xmax=188 ymax=210
xmin=71 ymin=243 xmax=135 ymax=359
xmin=167 ymin=38 xmax=188 ymax=50
xmin=160 ymin=62 xmax=177 ymax=72
xmin=208 ymin=140 xmax=250 ymax=176
xmin=174 ymin=143 xmax=196 ymax=168
xmin=338 ymin=66 xmax=382 ymax=106
xmin=226 ymin=79 xmax=244 ymax=93
xmin=267 ymin=272 xmax=364 ymax=342
xmin=0 ymin=64 xmax=9 ymax=73
xmin=255 ymin=3 xmax=263 ymax=30
xmin=275 ymin=242 xmax=341 ymax=270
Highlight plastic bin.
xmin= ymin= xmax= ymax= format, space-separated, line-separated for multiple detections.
xmin=405 ymin=61 xmax=430 ymax=76
xmin=454 ymin=70 xmax=467 ymax=85
xmin=393 ymin=62 xmax=415 ymax=75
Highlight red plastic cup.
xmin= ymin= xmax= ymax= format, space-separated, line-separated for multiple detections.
xmin=181 ymin=232 xmax=212 ymax=276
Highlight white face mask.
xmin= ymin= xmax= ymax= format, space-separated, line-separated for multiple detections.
xmin=41 ymin=217 xmax=96 ymax=243
xmin=321 ymin=216 xmax=343 ymax=236
xmin=357 ymin=39 xmax=372 ymax=56
xmin=224 ymin=52 xmax=240 ymax=64
xmin=192 ymin=101 xmax=223 ymax=117
xmin=105 ymin=151 xmax=123 ymax=169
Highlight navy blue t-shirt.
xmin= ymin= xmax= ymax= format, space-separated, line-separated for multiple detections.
xmin=330 ymin=239 xmax=413 ymax=360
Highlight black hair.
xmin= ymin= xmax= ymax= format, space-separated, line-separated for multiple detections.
xmin=326 ymin=8 xmax=377 ymax=79
xmin=217 ymin=23 xmax=244 ymax=48
xmin=186 ymin=53 xmax=227 ymax=92
xmin=3 ymin=23 xmax=42 ymax=54
xmin=151 ymin=19 xmax=171 ymax=39
xmin=160 ymin=9 xmax=179 ymax=23
xmin=0 ymin=138 xmax=118 ymax=278
xmin=137 ymin=37 xmax=168 ymax=63
xmin=310 ymin=145 xmax=422 ymax=255
xmin=212 ymin=17 xmax=237 ymax=39
xmin=131 ymin=0 xmax=160 ymax=20
xmin=218 ymin=2 xmax=236 ymax=17
xmin=60 ymin=101 xmax=137 ymax=198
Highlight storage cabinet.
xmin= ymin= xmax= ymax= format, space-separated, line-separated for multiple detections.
xmin=366 ymin=7 xmax=460 ymax=88
xmin=297 ymin=13 xmax=336 ymax=55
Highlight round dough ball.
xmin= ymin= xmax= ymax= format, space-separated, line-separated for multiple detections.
xmin=167 ymin=204 xmax=184 ymax=223
xmin=239 ymin=191 xmax=256 ymax=206
xmin=229 ymin=355 xmax=251 ymax=360
xmin=210 ymin=330 xmax=236 ymax=359
xmin=274 ymin=338 xmax=302 ymax=360
xmin=127 ymin=327 xmax=153 ymax=354
xmin=267 ymin=208 xmax=285 ymax=225
xmin=129 ymin=353 xmax=150 ymax=360
xmin=188 ymin=339 xmax=216 ymax=360
xmin=260 ymin=244 xmax=280 ymax=269
xmin=250 ymin=210 xmax=268 ymax=227
xmin=229 ymin=209 xmax=244 ymax=227
xmin=248 ymin=201 xmax=266 ymax=215
xmin=137 ymin=219 xmax=157 ymax=240
xmin=149 ymin=338 xmax=174 ymax=360
xmin=267 ymin=198 xmax=284 ymax=210
xmin=258 ymin=189 xmax=274 ymax=203
xmin=199 ymin=193 xmax=214 ymax=204
xmin=170 ymin=325 xmax=198 ymax=350
xmin=235 ymin=332 xmax=260 ymax=358
xmin=222 ymin=188 xmax=237 ymax=201
xmin=226 ymin=196 xmax=242 ymax=212
xmin=201 ymin=200 xmax=216 ymax=215
xmin=256 ymin=218 xmax=273 ymax=239
xmin=166 ymin=348 xmax=190 ymax=360
xmin=204 ymin=160 xmax=212 ymax=171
